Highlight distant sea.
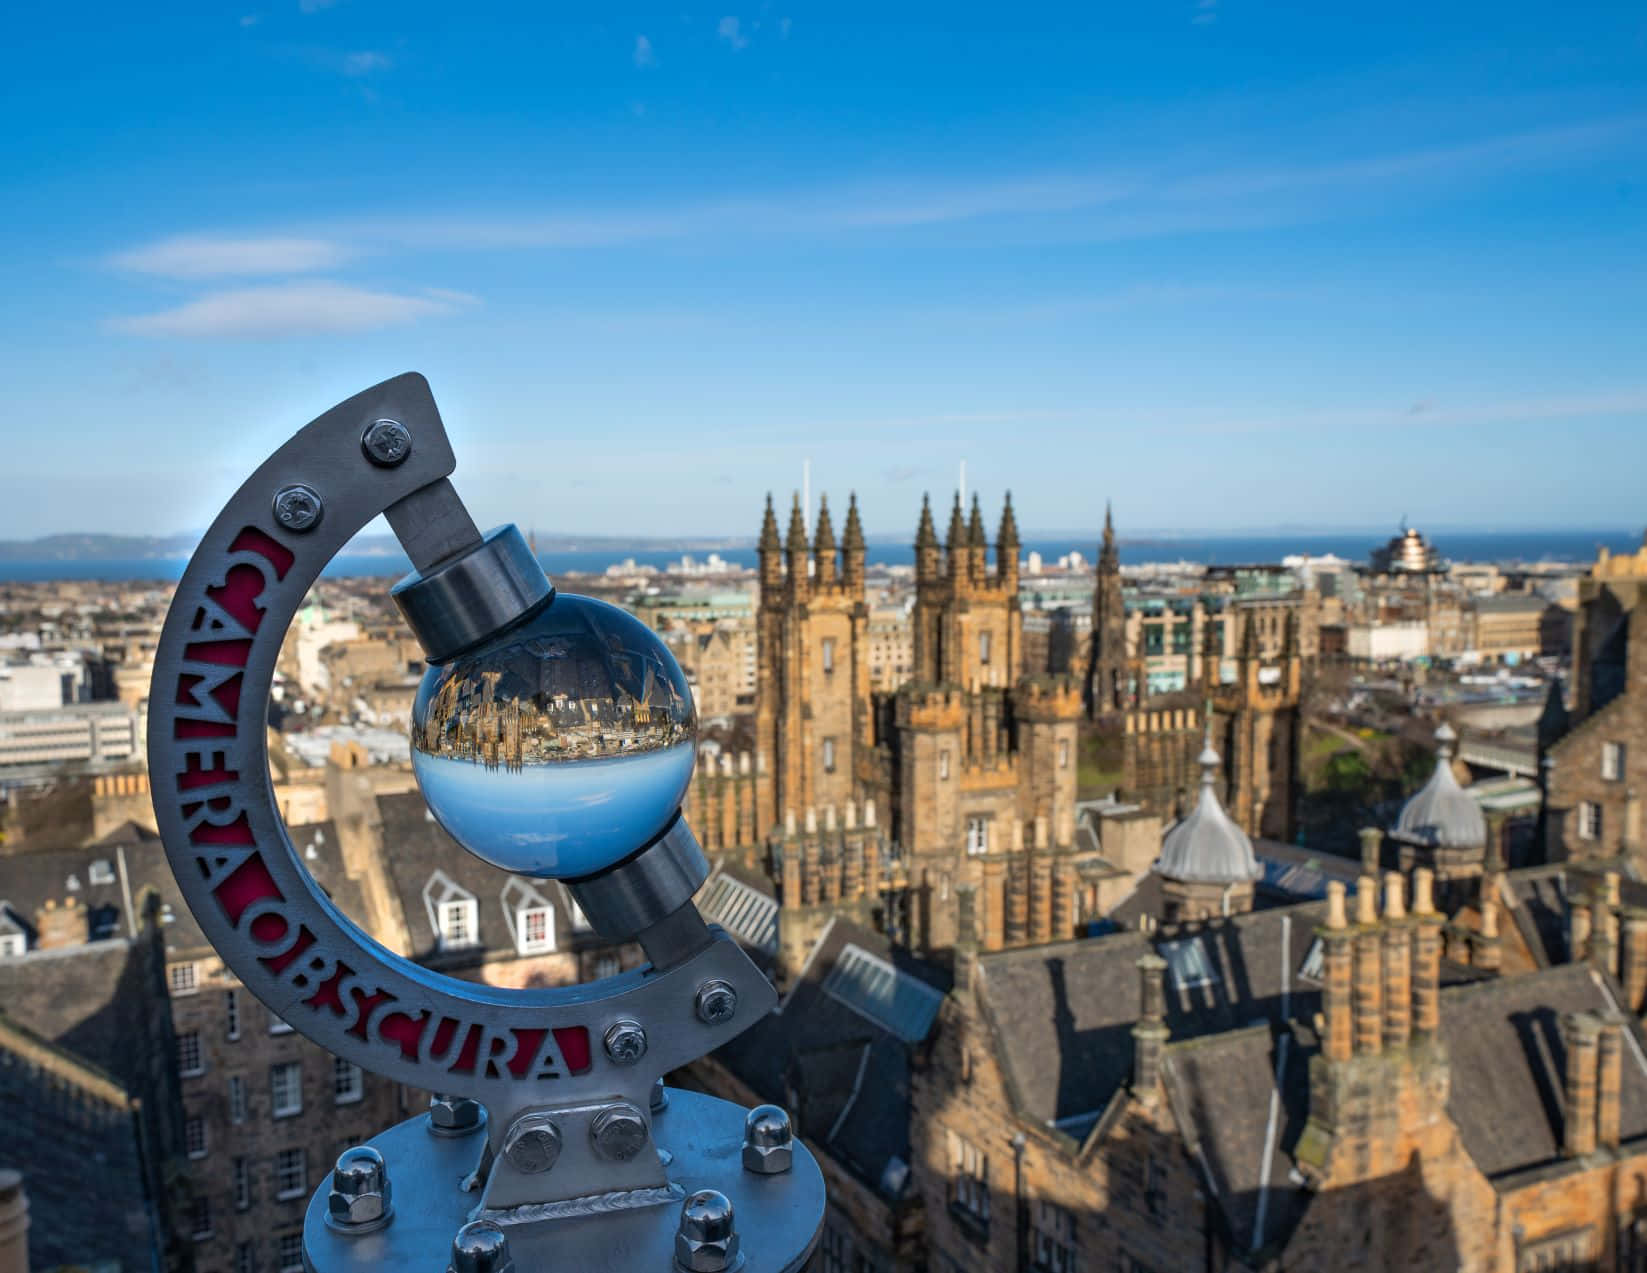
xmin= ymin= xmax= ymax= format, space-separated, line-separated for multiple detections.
xmin=1 ymin=530 xmax=1638 ymax=583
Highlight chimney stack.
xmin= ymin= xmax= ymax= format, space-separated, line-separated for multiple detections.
xmin=1599 ymin=1014 xmax=1624 ymax=1151
xmin=1571 ymin=891 xmax=1593 ymax=963
xmin=1475 ymin=875 xmax=1503 ymax=974
xmin=1358 ymin=826 xmax=1382 ymax=876
xmin=1131 ymin=953 xmax=1169 ymax=1103
xmin=1412 ymin=868 xmax=1443 ymax=1036
xmin=1322 ymin=881 xmax=1354 ymax=1063
xmin=1352 ymin=875 xmax=1384 ymax=1055
xmin=33 ymin=898 xmax=87 ymax=951
xmin=1590 ymin=883 xmax=1618 ymax=979
xmin=1562 ymin=1011 xmax=1602 ymax=1158
xmin=1382 ymin=872 xmax=1412 ymax=1049
xmin=954 ymin=884 xmax=979 ymax=995
xmin=1620 ymin=907 xmax=1647 ymax=1015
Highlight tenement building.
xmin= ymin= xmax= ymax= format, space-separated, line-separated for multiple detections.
xmin=1545 ymin=534 xmax=1647 ymax=866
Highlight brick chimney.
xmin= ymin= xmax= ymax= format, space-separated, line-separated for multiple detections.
xmin=1321 ymin=881 xmax=1354 ymax=1063
xmin=1562 ymin=1011 xmax=1602 ymax=1158
xmin=1412 ymin=869 xmax=1443 ymax=1036
xmin=1474 ymin=874 xmax=1503 ymax=974
xmin=1571 ymin=890 xmax=1593 ymax=963
xmin=1131 ymin=953 xmax=1169 ymax=1104
xmin=1620 ymin=907 xmax=1647 ymax=1015
xmin=982 ymin=855 xmax=1006 ymax=951
xmin=33 ymin=898 xmax=87 ymax=950
xmin=1352 ymin=875 xmax=1384 ymax=1055
xmin=1381 ymin=873 xmax=1412 ymax=1049
xmin=1358 ymin=826 xmax=1382 ymax=876
xmin=1590 ymin=882 xmax=1618 ymax=979
xmin=1005 ymin=856 xmax=1029 ymax=946
xmin=1598 ymin=1014 xmax=1624 ymax=1151
xmin=954 ymin=884 xmax=979 ymax=995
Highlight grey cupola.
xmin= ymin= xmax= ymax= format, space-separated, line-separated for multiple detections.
xmin=1394 ymin=723 xmax=1485 ymax=849
xmin=1155 ymin=745 xmax=1262 ymax=885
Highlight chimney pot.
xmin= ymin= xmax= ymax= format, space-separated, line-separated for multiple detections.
xmin=1412 ymin=868 xmax=1436 ymax=916
xmin=1383 ymin=872 xmax=1406 ymax=921
xmin=1356 ymin=876 xmax=1379 ymax=926
xmin=1326 ymin=881 xmax=1347 ymax=930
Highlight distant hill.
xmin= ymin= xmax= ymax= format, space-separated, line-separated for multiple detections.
xmin=0 ymin=531 xmax=765 ymax=561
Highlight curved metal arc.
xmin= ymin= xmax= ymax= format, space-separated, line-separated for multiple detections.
xmin=148 ymin=373 xmax=774 ymax=1107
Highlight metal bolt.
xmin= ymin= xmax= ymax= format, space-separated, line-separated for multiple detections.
xmin=448 ymin=1220 xmax=515 ymax=1273
xmin=742 ymin=1103 xmax=794 ymax=1175
xmin=325 ymin=1145 xmax=392 ymax=1233
xmin=502 ymin=1112 xmax=563 ymax=1175
xmin=428 ymin=1093 xmax=485 ymax=1137
xmin=695 ymin=979 xmax=738 ymax=1026
xmin=272 ymin=484 xmax=323 ymax=533
xmin=589 ymin=1101 xmax=650 ymax=1162
xmin=604 ymin=1019 xmax=648 ymax=1066
xmin=651 ymin=1077 xmax=670 ymax=1114
xmin=361 ymin=418 xmax=413 ymax=467
xmin=675 ymin=1189 xmax=739 ymax=1272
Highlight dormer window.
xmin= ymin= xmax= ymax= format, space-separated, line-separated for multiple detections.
xmin=502 ymin=877 xmax=555 ymax=956
xmin=0 ymin=933 xmax=23 ymax=959
xmin=423 ymin=870 xmax=480 ymax=951
xmin=89 ymin=859 xmax=116 ymax=886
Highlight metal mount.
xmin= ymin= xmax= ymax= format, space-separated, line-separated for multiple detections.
xmin=147 ymin=374 xmax=824 ymax=1270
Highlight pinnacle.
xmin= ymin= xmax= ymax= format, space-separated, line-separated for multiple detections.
xmin=843 ymin=492 xmax=866 ymax=551
xmin=997 ymin=490 xmax=1021 ymax=546
xmin=813 ymin=493 xmax=837 ymax=554
xmin=785 ymin=492 xmax=808 ymax=554
xmin=916 ymin=493 xmax=939 ymax=550
xmin=968 ymin=493 xmax=987 ymax=548
xmin=946 ymin=492 xmax=967 ymax=549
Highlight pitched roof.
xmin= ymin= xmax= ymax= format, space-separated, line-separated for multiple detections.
xmin=1440 ymin=961 xmax=1647 ymax=1180
xmin=709 ymin=917 xmax=948 ymax=1198
xmin=977 ymin=901 xmax=1324 ymax=1129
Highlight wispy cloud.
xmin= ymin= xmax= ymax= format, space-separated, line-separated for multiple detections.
xmin=110 ymin=234 xmax=354 ymax=279
xmin=298 ymin=0 xmax=339 ymax=12
xmin=717 ymin=16 xmax=748 ymax=50
xmin=634 ymin=34 xmax=656 ymax=68
xmin=1193 ymin=0 xmax=1217 ymax=24
xmin=342 ymin=50 xmax=391 ymax=75
xmin=240 ymin=14 xmax=260 ymax=27
xmin=108 ymin=282 xmax=470 ymax=338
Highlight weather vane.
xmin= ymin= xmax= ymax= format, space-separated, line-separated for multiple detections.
xmin=148 ymin=374 xmax=824 ymax=1271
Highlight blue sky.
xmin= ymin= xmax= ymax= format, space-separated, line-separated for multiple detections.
xmin=1 ymin=1 xmax=1644 ymax=541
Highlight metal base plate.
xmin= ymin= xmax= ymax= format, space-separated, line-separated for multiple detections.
xmin=304 ymin=1088 xmax=825 ymax=1273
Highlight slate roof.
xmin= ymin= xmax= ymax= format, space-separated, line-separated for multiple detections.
xmin=0 ymin=819 xmax=361 ymax=961
xmin=1164 ymin=1022 xmax=1313 ymax=1256
xmin=977 ymin=900 xmax=1324 ymax=1131
xmin=696 ymin=862 xmax=780 ymax=965
xmin=1440 ymin=961 xmax=1647 ymax=1179
xmin=709 ymin=917 xmax=948 ymax=1198
xmin=1499 ymin=862 xmax=1647 ymax=970
xmin=375 ymin=790 xmax=601 ymax=967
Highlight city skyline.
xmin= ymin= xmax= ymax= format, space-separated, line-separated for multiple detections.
xmin=4 ymin=3 xmax=1645 ymax=540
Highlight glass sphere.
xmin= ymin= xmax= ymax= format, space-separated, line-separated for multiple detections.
xmin=410 ymin=592 xmax=697 ymax=879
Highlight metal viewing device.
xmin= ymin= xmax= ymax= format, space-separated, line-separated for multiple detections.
xmin=148 ymin=374 xmax=825 ymax=1272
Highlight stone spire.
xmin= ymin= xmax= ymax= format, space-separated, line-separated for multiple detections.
xmin=967 ymin=494 xmax=988 ymax=581
xmin=915 ymin=493 xmax=940 ymax=582
xmin=813 ymin=494 xmax=837 ymax=585
xmin=785 ymin=493 xmax=808 ymax=596
xmin=997 ymin=492 xmax=1020 ymax=584
xmin=946 ymin=493 xmax=968 ymax=579
xmin=758 ymin=493 xmax=783 ymax=594
xmin=842 ymin=492 xmax=866 ymax=592
xmin=1099 ymin=501 xmax=1119 ymax=570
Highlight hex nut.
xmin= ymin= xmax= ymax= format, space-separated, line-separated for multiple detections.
xmin=675 ymin=1188 xmax=740 ymax=1272
xmin=603 ymin=1019 xmax=648 ymax=1066
xmin=272 ymin=484 xmax=323 ymax=533
xmin=361 ymin=418 xmax=413 ymax=467
xmin=589 ymin=1102 xmax=650 ymax=1162
xmin=742 ymin=1103 xmax=794 ymax=1175
xmin=448 ymin=1219 xmax=515 ymax=1273
xmin=651 ymin=1077 xmax=670 ymax=1114
xmin=502 ymin=1113 xmax=563 ymax=1175
xmin=326 ymin=1145 xmax=392 ymax=1233
xmin=428 ymin=1093 xmax=485 ymax=1137
xmin=695 ymin=978 xmax=738 ymax=1025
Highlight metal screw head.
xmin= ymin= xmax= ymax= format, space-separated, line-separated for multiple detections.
xmin=603 ymin=1019 xmax=648 ymax=1066
xmin=326 ymin=1145 xmax=392 ymax=1232
xmin=742 ymin=1103 xmax=794 ymax=1175
xmin=651 ymin=1077 xmax=670 ymax=1113
xmin=589 ymin=1102 xmax=650 ymax=1162
xmin=272 ymin=484 xmax=323 ymax=533
xmin=695 ymin=979 xmax=738 ymax=1025
xmin=448 ymin=1220 xmax=515 ymax=1273
xmin=428 ymin=1093 xmax=484 ymax=1137
xmin=675 ymin=1189 xmax=740 ymax=1272
xmin=502 ymin=1113 xmax=563 ymax=1175
xmin=361 ymin=418 xmax=412 ymax=467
